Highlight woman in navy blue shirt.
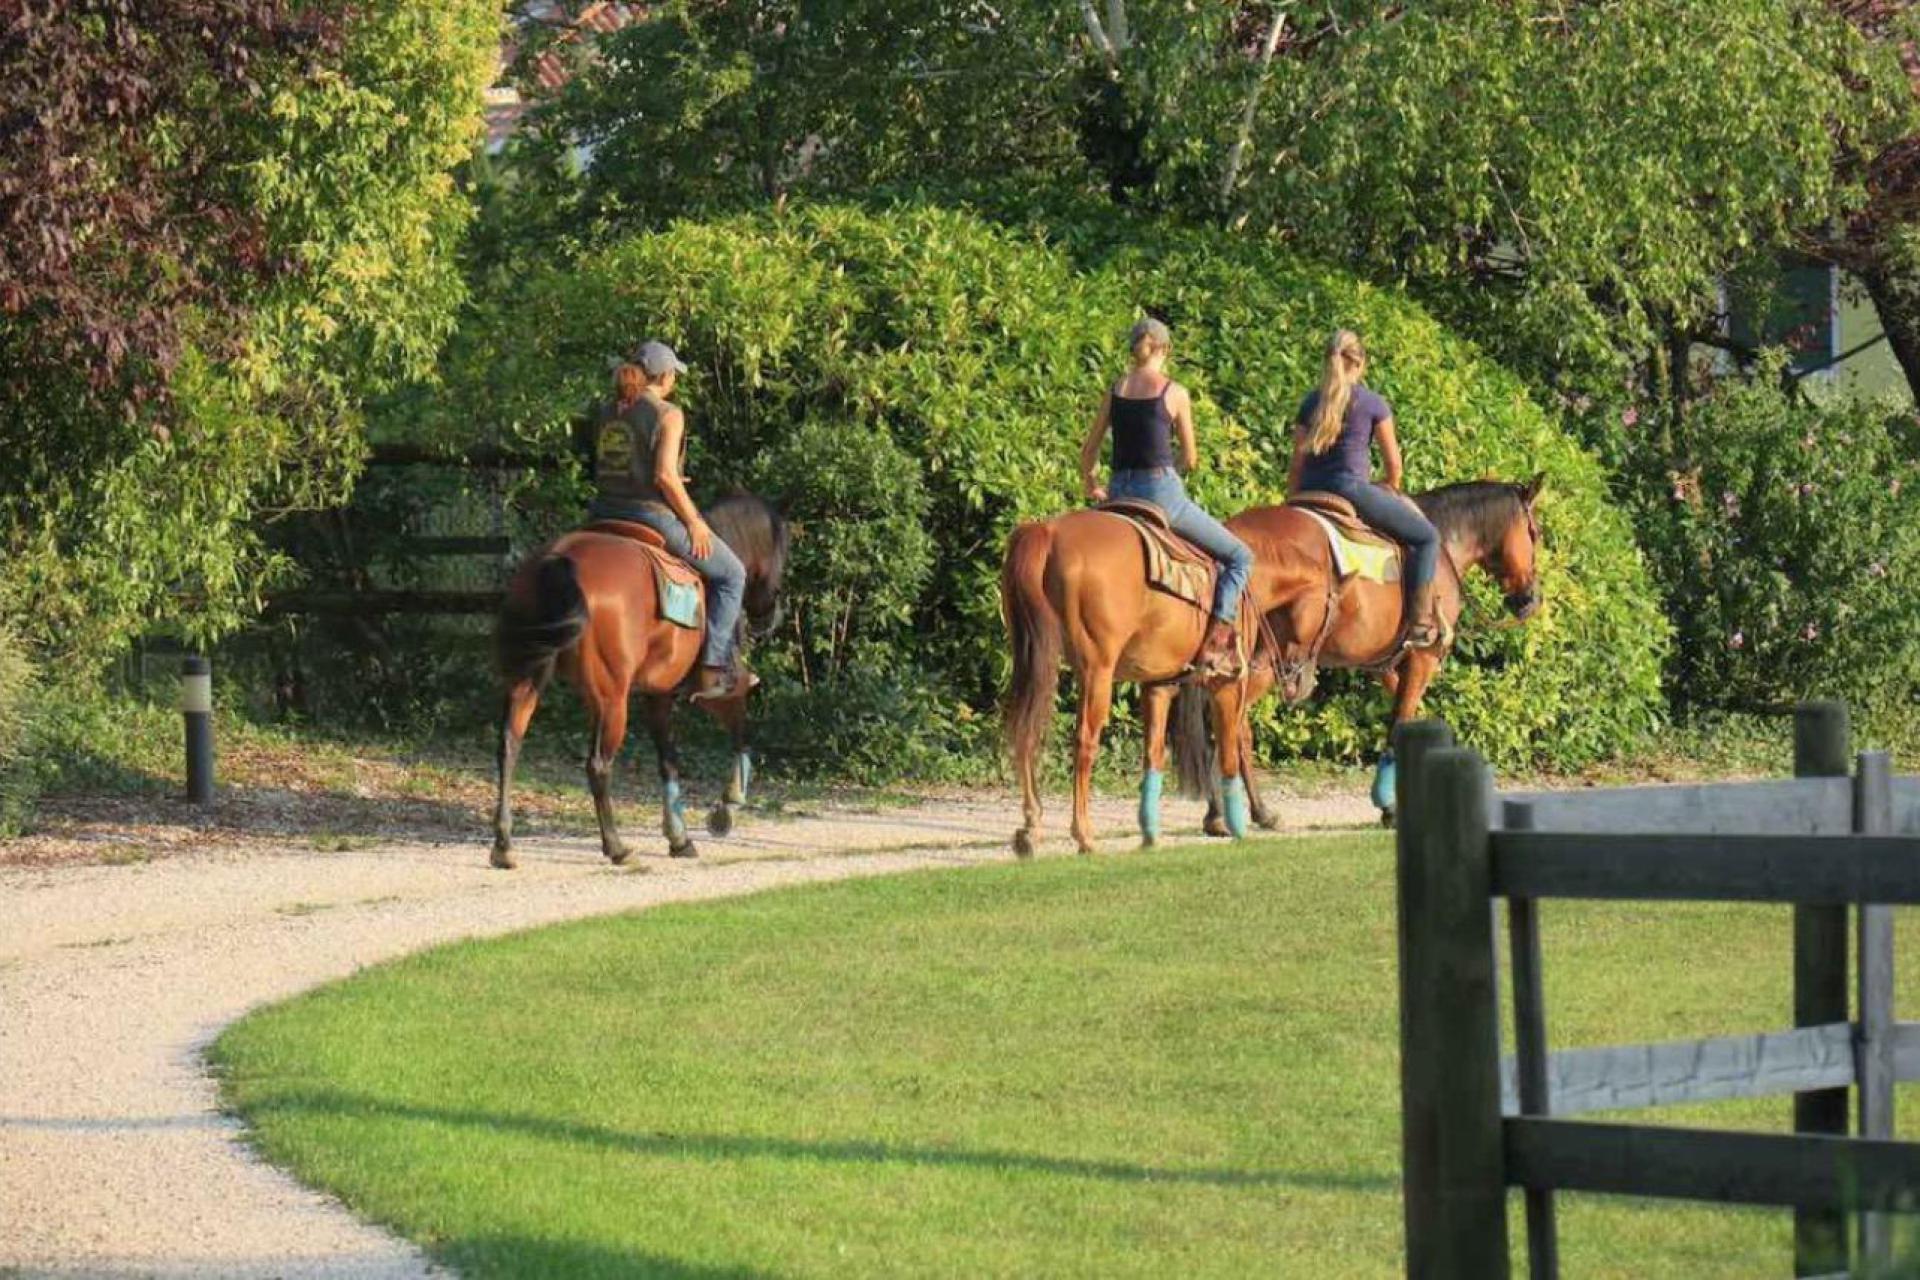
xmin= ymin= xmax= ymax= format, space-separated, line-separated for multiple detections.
xmin=1288 ymin=329 xmax=1443 ymax=647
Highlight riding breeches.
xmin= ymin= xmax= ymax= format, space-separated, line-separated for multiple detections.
xmin=1320 ymin=479 xmax=1440 ymax=589
xmin=588 ymin=499 xmax=746 ymax=667
xmin=1107 ymin=468 xmax=1253 ymax=624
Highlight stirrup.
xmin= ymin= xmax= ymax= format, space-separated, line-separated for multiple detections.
xmin=690 ymin=670 xmax=761 ymax=703
xmin=1404 ymin=619 xmax=1446 ymax=651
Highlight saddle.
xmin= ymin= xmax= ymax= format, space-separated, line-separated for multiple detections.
xmin=1097 ymin=499 xmax=1214 ymax=611
xmin=1287 ymin=492 xmax=1401 ymax=584
xmin=583 ymin=519 xmax=705 ymax=630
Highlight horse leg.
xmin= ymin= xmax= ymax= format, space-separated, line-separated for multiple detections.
xmin=1069 ymin=663 xmax=1116 ymax=855
xmin=491 ymin=679 xmax=541 ymax=870
xmin=1211 ymin=680 xmax=1252 ymax=840
xmin=1138 ymin=684 xmax=1172 ymax=848
xmin=585 ymin=686 xmax=632 ymax=864
xmin=643 ymin=693 xmax=696 ymax=857
xmin=697 ymin=690 xmax=751 ymax=839
xmin=1013 ymin=715 xmax=1044 ymax=858
xmin=1374 ymin=655 xmax=1438 ymax=828
xmin=1240 ymin=662 xmax=1280 ymax=830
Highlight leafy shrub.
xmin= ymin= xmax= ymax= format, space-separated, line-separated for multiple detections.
xmin=397 ymin=202 xmax=1665 ymax=769
xmin=1632 ymin=366 xmax=1920 ymax=742
xmin=747 ymin=420 xmax=934 ymax=685
xmin=0 ymin=625 xmax=38 ymax=833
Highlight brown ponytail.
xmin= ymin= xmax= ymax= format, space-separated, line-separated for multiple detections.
xmin=613 ymin=363 xmax=645 ymax=410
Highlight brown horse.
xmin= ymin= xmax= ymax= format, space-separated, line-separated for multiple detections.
xmin=1001 ymin=510 xmax=1254 ymax=856
xmin=490 ymin=493 xmax=788 ymax=868
xmin=1175 ymin=477 xmax=1544 ymax=829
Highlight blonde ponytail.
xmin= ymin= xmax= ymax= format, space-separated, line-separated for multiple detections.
xmin=1308 ymin=329 xmax=1366 ymax=455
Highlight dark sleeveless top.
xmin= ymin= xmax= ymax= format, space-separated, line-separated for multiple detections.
xmin=1296 ymin=384 xmax=1391 ymax=491
xmin=1110 ymin=381 xmax=1176 ymax=471
xmin=593 ymin=392 xmax=681 ymax=509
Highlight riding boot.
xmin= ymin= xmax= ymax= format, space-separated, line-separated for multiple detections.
xmin=1197 ymin=619 xmax=1244 ymax=679
xmin=690 ymin=663 xmax=761 ymax=703
xmin=1404 ymin=582 xmax=1446 ymax=650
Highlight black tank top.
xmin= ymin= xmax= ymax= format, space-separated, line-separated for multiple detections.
xmin=1110 ymin=381 xmax=1175 ymax=470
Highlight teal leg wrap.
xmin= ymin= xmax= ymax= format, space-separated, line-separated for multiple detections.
xmin=1371 ymin=751 xmax=1398 ymax=813
xmin=725 ymin=751 xmax=751 ymax=805
xmin=1138 ymin=769 xmax=1164 ymax=843
xmin=1222 ymin=776 xmax=1250 ymax=839
xmin=663 ymin=779 xmax=688 ymax=843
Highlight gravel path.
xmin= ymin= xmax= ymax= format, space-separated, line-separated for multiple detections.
xmin=0 ymin=785 xmax=1374 ymax=1278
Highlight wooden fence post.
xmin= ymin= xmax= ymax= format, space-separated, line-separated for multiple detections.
xmin=1409 ymin=746 xmax=1508 ymax=1278
xmin=1396 ymin=719 xmax=1455 ymax=1276
xmin=1505 ymin=799 xmax=1559 ymax=1280
xmin=1794 ymin=701 xmax=1851 ymax=1277
xmin=1856 ymin=748 xmax=1895 ymax=1273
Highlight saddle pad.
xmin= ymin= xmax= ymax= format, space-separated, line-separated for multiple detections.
xmin=641 ymin=544 xmax=704 ymax=629
xmin=1298 ymin=507 xmax=1401 ymax=584
xmin=1105 ymin=511 xmax=1213 ymax=609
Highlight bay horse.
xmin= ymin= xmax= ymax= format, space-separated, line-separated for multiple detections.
xmin=489 ymin=493 xmax=789 ymax=868
xmin=1175 ymin=477 xmax=1544 ymax=829
xmin=1001 ymin=509 xmax=1255 ymax=856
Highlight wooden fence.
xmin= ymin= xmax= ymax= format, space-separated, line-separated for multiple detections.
xmin=1396 ymin=702 xmax=1920 ymax=1279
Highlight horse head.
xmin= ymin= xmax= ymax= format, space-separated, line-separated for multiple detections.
xmin=706 ymin=492 xmax=791 ymax=637
xmin=1413 ymin=474 xmax=1545 ymax=620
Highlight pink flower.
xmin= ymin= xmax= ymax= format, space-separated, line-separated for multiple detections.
xmin=1729 ymin=630 xmax=1745 ymax=650
xmin=1869 ymin=561 xmax=1888 ymax=578
xmin=1802 ymin=622 xmax=1821 ymax=642
xmin=1573 ymin=395 xmax=1593 ymax=413
xmin=1621 ymin=407 xmax=1640 ymax=428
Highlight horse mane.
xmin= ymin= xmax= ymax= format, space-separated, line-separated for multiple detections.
xmin=706 ymin=491 xmax=790 ymax=635
xmin=1412 ymin=480 xmax=1527 ymax=548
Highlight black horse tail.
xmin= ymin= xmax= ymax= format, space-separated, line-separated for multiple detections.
xmin=497 ymin=555 xmax=588 ymax=685
xmin=1171 ymin=682 xmax=1217 ymax=800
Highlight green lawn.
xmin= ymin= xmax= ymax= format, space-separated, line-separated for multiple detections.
xmin=213 ymin=837 xmax=1920 ymax=1278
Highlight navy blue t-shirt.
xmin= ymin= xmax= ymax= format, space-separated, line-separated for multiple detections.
xmin=1296 ymin=385 xmax=1391 ymax=491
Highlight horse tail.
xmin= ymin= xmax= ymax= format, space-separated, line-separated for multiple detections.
xmin=1001 ymin=520 xmax=1062 ymax=771
xmin=1171 ymin=681 xmax=1217 ymax=799
xmin=497 ymin=554 xmax=588 ymax=685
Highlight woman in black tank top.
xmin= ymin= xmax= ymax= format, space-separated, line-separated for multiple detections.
xmin=1078 ymin=318 xmax=1254 ymax=677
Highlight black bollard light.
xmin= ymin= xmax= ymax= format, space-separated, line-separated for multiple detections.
xmin=181 ymin=655 xmax=214 ymax=804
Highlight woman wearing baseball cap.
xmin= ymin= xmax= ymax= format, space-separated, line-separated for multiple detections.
xmin=589 ymin=340 xmax=751 ymax=700
xmin=1079 ymin=317 xmax=1253 ymax=677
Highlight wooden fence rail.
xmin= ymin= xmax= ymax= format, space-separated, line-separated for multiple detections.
xmin=1397 ymin=702 xmax=1917 ymax=1280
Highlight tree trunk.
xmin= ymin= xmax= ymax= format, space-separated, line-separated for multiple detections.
xmin=1857 ymin=256 xmax=1920 ymax=403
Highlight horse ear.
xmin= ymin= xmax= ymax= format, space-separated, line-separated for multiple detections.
xmin=1522 ymin=472 xmax=1546 ymax=506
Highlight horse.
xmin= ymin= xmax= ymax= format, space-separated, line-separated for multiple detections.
xmin=1001 ymin=509 xmax=1257 ymax=856
xmin=1174 ymin=477 xmax=1544 ymax=829
xmin=489 ymin=493 xmax=789 ymax=868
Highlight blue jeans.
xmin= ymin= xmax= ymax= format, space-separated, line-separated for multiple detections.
xmin=1318 ymin=477 xmax=1440 ymax=588
xmin=1108 ymin=468 xmax=1253 ymax=623
xmin=589 ymin=498 xmax=746 ymax=667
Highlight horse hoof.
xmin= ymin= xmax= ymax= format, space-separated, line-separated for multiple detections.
xmin=607 ymin=846 xmax=631 ymax=866
xmin=1203 ymin=815 xmax=1230 ymax=839
xmin=490 ymin=846 xmax=516 ymax=871
xmin=1013 ymin=829 xmax=1035 ymax=858
xmin=1141 ymin=834 xmax=1157 ymax=850
xmin=669 ymin=839 xmax=699 ymax=859
xmin=707 ymin=805 xmax=734 ymax=838
xmin=1074 ymin=839 xmax=1095 ymax=856
xmin=1380 ymin=808 xmax=1397 ymax=829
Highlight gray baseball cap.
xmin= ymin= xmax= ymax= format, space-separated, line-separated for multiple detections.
xmin=1129 ymin=316 xmax=1171 ymax=348
xmin=632 ymin=340 xmax=688 ymax=377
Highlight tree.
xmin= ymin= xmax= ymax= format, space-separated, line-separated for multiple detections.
xmin=0 ymin=0 xmax=501 ymax=661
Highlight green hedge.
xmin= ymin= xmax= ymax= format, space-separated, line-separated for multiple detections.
xmin=0 ymin=625 xmax=39 ymax=834
xmin=411 ymin=203 xmax=1666 ymax=768
xmin=1632 ymin=366 xmax=1920 ymax=743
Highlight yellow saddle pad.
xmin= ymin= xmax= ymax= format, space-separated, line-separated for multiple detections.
xmin=1298 ymin=509 xmax=1402 ymax=584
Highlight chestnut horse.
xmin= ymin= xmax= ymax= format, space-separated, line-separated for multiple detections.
xmin=490 ymin=493 xmax=788 ymax=868
xmin=1001 ymin=510 xmax=1254 ymax=855
xmin=1176 ymin=477 xmax=1544 ymax=829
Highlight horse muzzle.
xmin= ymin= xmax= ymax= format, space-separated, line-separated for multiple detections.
xmin=1505 ymin=589 xmax=1541 ymax=621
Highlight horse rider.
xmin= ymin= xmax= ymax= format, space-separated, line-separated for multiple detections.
xmin=1081 ymin=317 xmax=1254 ymax=678
xmin=1287 ymin=328 xmax=1444 ymax=648
xmin=588 ymin=340 xmax=752 ymax=701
